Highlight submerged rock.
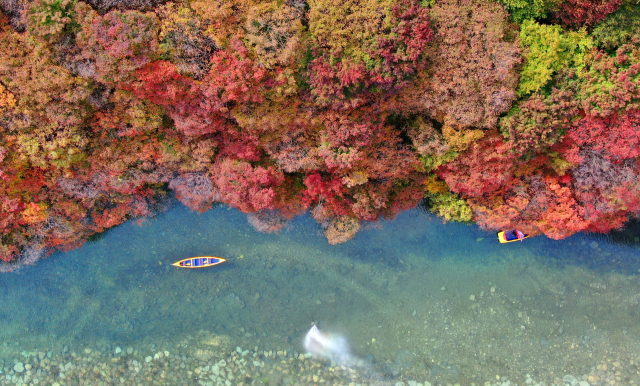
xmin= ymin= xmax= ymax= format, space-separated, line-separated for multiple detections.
xmin=13 ymin=362 xmax=24 ymax=372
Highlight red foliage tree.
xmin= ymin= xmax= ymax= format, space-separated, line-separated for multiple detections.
xmin=0 ymin=195 xmax=22 ymax=237
xmin=303 ymin=172 xmax=351 ymax=218
xmin=203 ymin=38 xmax=273 ymax=105
xmin=469 ymin=174 xmax=591 ymax=239
xmin=524 ymin=176 xmax=589 ymax=239
xmin=304 ymin=109 xmax=424 ymax=222
xmin=92 ymin=89 xmax=165 ymax=138
xmin=306 ymin=0 xmax=433 ymax=109
xmin=217 ymin=129 xmax=262 ymax=162
xmin=261 ymin=124 xmax=322 ymax=173
xmin=436 ymin=132 xmax=518 ymax=198
xmin=20 ymin=212 xmax=88 ymax=253
xmin=130 ymin=60 xmax=229 ymax=137
xmin=614 ymin=182 xmax=640 ymax=214
xmin=91 ymin=200 xmax=131 ymax=232
xmin=552 ymin=0 xmax=622 ymax=27
xmin=500 ymin=87 xmax=578 ymax=155
xmin=570 ymin=150 xmax=635 ymax=230
xmin=92 ymin=10 xmax=158 ymax=60
xmin=211 ymin=158 xmax=286 ymax=213
xmin=133 ymin=61 xmax=198 ymax=107
xmin=563 ymin=109 xmax=640 ymax=163
xmin=74 ymin=6 xmax=160 ymax=85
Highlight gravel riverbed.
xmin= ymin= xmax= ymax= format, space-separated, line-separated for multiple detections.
xmin=2 ymin=330 xmax=639 ymax=386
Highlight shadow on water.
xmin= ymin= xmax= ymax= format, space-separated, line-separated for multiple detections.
xmin=592 ymin=218 xmax=640 ymax=246
xmin=524 ymin=230 xmax=640 ymax=275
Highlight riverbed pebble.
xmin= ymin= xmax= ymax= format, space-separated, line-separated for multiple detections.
xmin=0 ymin=334 xmax=635 ymax=386
xmin=13 ymin=362 xmax=24 ymax=372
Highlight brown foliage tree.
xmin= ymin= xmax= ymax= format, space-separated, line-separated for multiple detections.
xmin=0 ymin=24 xmax=92 ymax=170
xmin=243 ymin=2 xmax=304 ymax=70
xmin=389 ymin=0 xmax=521 ymax=129
xmin=156 ymin=2 xmax=217 ymax=79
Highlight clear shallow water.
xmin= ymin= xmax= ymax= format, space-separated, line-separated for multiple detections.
xmin=2 ymin=204 xmax=640 ymax=385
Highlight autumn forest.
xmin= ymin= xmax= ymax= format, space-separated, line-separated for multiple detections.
xmin=0 ymin=0 xmax=638 ymax=267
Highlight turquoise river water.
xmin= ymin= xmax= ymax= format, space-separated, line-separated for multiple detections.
xmin=1 ymin=204 xmax=640 ymax=386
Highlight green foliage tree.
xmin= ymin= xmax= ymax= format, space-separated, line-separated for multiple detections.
xmin=590 ymin=3 xmax=640 ymax=51
xmin=517 ymin=19 xmax=593 ymax=97
xmin=575 ymin=45 xmax=640 ymax=116
xmin=494 ymin=0 xmax=560 ymax=22
xmin=426 ymin=191 xmax=473 ymax=222
xmin=24 ymin=0 xmax=78 ymax=43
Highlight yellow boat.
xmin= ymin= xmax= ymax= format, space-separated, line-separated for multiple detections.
xmin=497 ymin=230 xmax=530 ymax=243
xmin=172 ymin=256 xmax=226 ymax=268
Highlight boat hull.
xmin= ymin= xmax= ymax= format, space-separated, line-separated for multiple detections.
xmin=497 ymin=231 xmax=530 ymax=244
xmin=172 ymin=256 xmax=226 ymax=268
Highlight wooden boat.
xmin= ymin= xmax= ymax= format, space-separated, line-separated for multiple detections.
xmin=172 ymin=256 xmax=226 ymax=268
xmin=497 ymin=230 xmax=530 ymax=244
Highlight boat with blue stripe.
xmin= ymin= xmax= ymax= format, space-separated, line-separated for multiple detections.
xmin=172 ymin=256 xmax=226 ymax=268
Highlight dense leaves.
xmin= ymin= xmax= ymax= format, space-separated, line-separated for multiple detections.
xmin=389 ymin=0 xmax=521 ymax=129
xmin=1 ymin=0 xmax=640 ymax=267
xmin=495 ymin=0 xmax=559 ymax=23
xmin=551 ymin=0 xmax=622 ymax=27
xmin=500 ymin=85 xmax=578 ymax=155
xmin=590 ymin=4 xmax=640 ymax=51
xmin=517 ymin=20 xmax=592 ymax=97
xmin=307 ymin=0 xmax=433 ymax=108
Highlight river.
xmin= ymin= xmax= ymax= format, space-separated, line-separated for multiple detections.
xmin=1 ymin=204 xmax=639 ymax=385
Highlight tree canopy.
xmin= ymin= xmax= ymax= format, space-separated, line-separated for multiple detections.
xmin=0 ymin=0 xmax=639 ymax=268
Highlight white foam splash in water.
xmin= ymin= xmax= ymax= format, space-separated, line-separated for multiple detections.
xmin=303 ymin=325 xmax=353 ymax=364
xmin=303 ymin=324 xmax=387 ymax=382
